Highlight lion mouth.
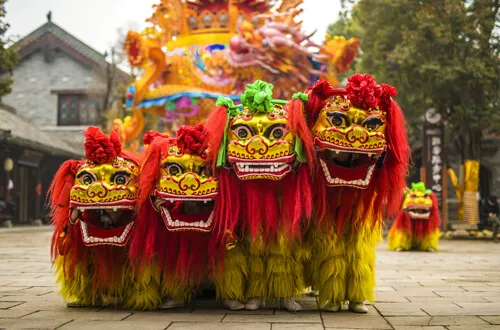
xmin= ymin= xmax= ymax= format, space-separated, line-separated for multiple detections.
xmin=229 ymin=155 xmax=295 ymax=180
xmin=69 ymin=204 xmax=135 ymax=246
xmin=405 ymin=205 xmax=431 ymax=220
xmin=318 ymin=149 xmax=380 ymax=189
xmin=153 ymin=193 xmax=216 ymax=232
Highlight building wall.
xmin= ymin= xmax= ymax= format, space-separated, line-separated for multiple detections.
xmin=3 ymin=50 xmax=97 ymax=126
xmin=3 ymin=49 xmax=105 ymax=150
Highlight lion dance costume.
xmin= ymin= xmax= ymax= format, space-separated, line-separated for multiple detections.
xmin=303 ymin=74 xmax=410 ymax=313
xmin=388 ymin=182 xmax=440 ymax=251
xmin=206 ymin=80 xmax=314 ymax=312
xmin=129 ymin=124 xmax=247 ymax=310
xmin=49 ymin=127 xmax=139 ymax=307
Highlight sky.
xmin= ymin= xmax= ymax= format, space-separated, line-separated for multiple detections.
xmin=5 ymin=0 xmax=342 ymax=54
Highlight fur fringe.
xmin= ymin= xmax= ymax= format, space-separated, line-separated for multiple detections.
xmin=213 ymin=245 xmax=248 ymax=302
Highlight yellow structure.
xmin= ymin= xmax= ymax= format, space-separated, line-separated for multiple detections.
xmin=448 ymin=160 xmax=480 ymax=225
xmin=116 ymin=0 xmax=359 ymax=148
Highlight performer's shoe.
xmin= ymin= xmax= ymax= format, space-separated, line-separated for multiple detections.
xmin=159 ymin=298 xmax=185 ymax=309
xmin=395 ymin=247 xmax=403 ymax=252
xmin=349 ymin=302 xmax=368 ymax=313
xmin=245 ymin=297 xmax=263 ymax=310
xmin=281 ymin=297 xmax=302 ymax=313
xmin=323 ymin=302 xmax=342 ymax=312
xmin=223 ymin=299 xmax=245 ymax=311
xmin=427 ymin=248 xmax=435 ymax=252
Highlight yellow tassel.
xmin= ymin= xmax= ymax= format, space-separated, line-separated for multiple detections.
xmin=123 ymin=261 xmax=162 ymax=310
xmin=213 ymin=245 xmax=248 ymax=302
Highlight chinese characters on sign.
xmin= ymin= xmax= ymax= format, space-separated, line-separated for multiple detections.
xmin=423 ymin=109 xmax=445 ymax=213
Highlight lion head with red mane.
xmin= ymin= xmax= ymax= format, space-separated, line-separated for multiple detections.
xmin=304 ymin=74 xmax=410 ymax=231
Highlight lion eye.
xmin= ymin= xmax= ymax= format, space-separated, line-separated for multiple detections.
xmin=231 ymin=125 xmax=253 ymax=140
xmin=166 ymin=163 xmax=183 ymax=176
xmin=267 ymin=125 xmax=288 ymax=140
xmin=362 ymin=117 xmax=384 ymax=131
xmin=327 ymin=112 xmax=348 ymax=127
xmin=115 ymin=175 xmax=127 ymax=185
xmin=81 ymin=174 xmax=94 ymax=185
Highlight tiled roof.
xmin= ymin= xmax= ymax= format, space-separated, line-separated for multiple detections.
xmin=16 ymin=21 xmax=106 ymax=67
xmin=0 ymin=106 xmax=83 ymax=158
xmin=14 ymin=20 xmax=129 ymax=81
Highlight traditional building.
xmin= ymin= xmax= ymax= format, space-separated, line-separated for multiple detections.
xmin=0 ymin=13 xmax=128 ymax=225
xmin=3 ymin=12 xmax=128 ymax=152
xmin=0 ymin=104 xmax=80 ymax=225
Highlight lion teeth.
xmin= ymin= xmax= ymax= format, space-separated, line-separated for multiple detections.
xmin=320 ymin=158 xmax=375 ymax=189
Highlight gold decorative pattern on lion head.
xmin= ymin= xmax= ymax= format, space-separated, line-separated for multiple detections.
xmin=307 ymin=74 xmax=398 ymax=189
xmin=69 ymin=127 xmax=139 ymax=247
xmin=222 ymin=80 xmax=302 ymax=180
xmin=403 ymin=182 xmax=434 ymax=220
xmin=150 ymin=125 xmax=217 ymax=232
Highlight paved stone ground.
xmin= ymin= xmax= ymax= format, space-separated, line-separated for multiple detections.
xmin=0 ymin=228 xmax=500 ymax=330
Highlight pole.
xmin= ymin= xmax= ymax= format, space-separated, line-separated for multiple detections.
xmin=441 ymin=166 xmax=448 ymax=231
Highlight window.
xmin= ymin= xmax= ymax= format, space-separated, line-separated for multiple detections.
xmin=58 ymin=95 xmax=100 ymax=126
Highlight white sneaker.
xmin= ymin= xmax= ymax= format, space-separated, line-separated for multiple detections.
xmin=395 ymin=247 xmax=403 ymax=252
xmin=281 ymin=297 xmax=302 ymax=313
xmin=428 ymin=248 xmax=435 ymax=252
xmin=245 ymin=297 xmax=263 ymax=310
xmin=223 ymin=299 xmax=245 ymax=310
xmin=349 ymin=302 xmax=368 ymax=313
xmin=323 ymin=302 xmax=341 ymax=312
xmin=159 ymin=298 xmax=185 ymax=309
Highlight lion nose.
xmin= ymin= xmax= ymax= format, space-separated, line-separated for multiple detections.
xmin=179 ymin=173 xmax=201 ymax=191
xmin=346 ymin=126 xmax=369 ymax=143
xmin=87 ymin=182 xmax=107 ymax=198
xmin=247 ymin=136 xmax=268 ymax=155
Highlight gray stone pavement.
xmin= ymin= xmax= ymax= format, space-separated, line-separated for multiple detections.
xmin=0 ymin=228 xmax=500 ymax=330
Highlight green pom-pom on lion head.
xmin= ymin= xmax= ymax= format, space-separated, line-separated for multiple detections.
xmin=241 ymin=80 xmax=274 ymax=113
xmin=216 ymin=96 xmax=242 ymax=118
xmin=410 ymin=182 xmax=433 ymax=194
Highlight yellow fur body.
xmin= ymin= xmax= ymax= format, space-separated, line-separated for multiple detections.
xmin=213 ymin=245 xmax=248 ymax=302
xmin=305 ymin=221 xmax=381 ymax=307
xmin=160 ymin=273 xmax=194 ymax=303
xmin=387 ymin=228 xmax=412 ymax=251
xmin=388 ymin=227 xmax=440 ymax=251
xmin=245 ymin=232 xmax=308 ymax=300
xmin=123 ymin=261 xmax=162 ymax=310
xmin=54 ymin=254 xmax=134 ymax=307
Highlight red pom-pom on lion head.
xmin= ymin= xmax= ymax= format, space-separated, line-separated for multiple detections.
xmin=176 ymin=124 xmax=207 ymax=155
xmin=84 ymin=127 xmax=122 ymax=164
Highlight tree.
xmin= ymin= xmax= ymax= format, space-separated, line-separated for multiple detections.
xmin=0 ymin=0 xmax=18 ymax=102
xmin=343 ymin=0 xmax=500 ymax=222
